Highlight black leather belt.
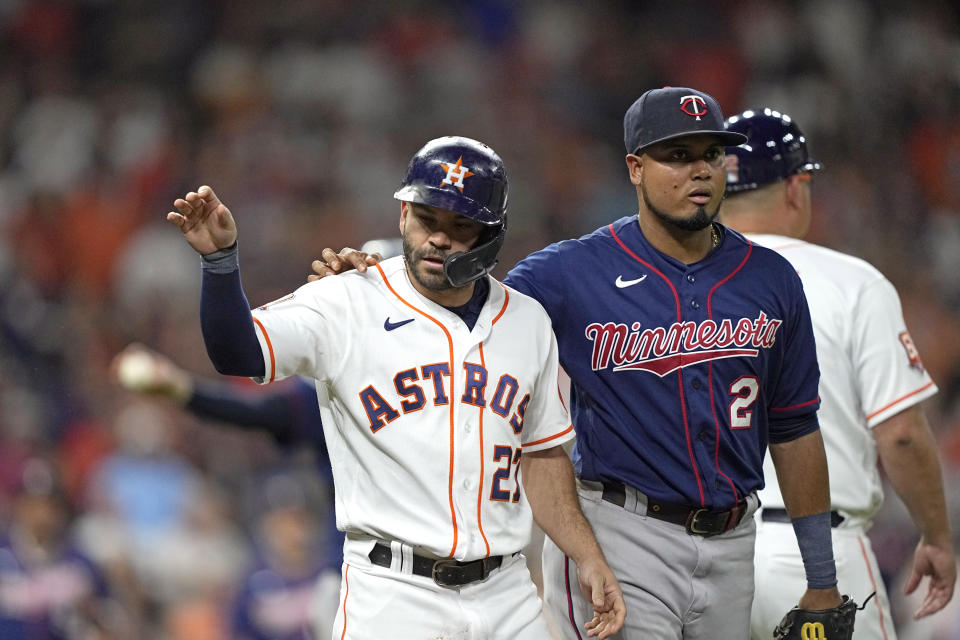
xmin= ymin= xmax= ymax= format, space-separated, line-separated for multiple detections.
xmin=601 ymin=481 xmax=748 ymax=537
xmin=368 ymin=543 xmax=506 ymax=587
xmin=761 ymin=508 xmax=845 ymax=527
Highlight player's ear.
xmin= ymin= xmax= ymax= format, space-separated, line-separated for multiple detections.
xmin=399 ymin=201 xmax=409 ymax=233
xmin=625 ymin=154 xmax=643 ymax=186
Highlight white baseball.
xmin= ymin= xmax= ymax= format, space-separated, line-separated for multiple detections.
xmin=117 ymin=351 xmax=157 ymax=390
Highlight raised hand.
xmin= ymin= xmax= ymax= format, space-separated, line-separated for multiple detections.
xmin=167 ymin=185 xmax=238 ymax=255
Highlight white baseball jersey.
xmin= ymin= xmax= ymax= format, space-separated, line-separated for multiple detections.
xmin=748 ymin=234 xmax=937 ymax=519
xmin=249 ymin=256 xmax=574 ymax=561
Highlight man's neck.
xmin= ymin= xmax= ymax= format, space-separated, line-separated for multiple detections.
xmin=637 ymin=213 xmax=716 ymax=265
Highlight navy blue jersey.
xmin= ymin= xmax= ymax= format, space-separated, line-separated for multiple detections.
xmin=230 ymin=557 xmax=322 ymax=640
xmin=0 ymin=537 xmax=110 ymax=640
xmin=505 ymin=216 xmax=820 ymax=508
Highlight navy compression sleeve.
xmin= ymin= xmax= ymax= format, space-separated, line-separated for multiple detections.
xmin=187 ymin=378 xmax=295 ymax=440
xmin=200 ymin=244 xmax=265 ymax=378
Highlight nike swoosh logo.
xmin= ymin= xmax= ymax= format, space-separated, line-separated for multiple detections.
xmin=384 ymin=317 xmax=415 ymax=331
xmin=615 ymin=274 xmax=648 ymax=288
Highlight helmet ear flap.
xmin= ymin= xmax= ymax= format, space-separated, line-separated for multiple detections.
xmin=443 ymin=217 xmax=507 ymax=287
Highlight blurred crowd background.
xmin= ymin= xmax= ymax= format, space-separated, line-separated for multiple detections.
xmin=1 ymin=0 xmax=959 ymax=638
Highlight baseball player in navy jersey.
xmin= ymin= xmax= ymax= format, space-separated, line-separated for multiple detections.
xmin=310 ymin=87 xmax=846 ymax=639
xmin=0 ymin=461 xmax=124 ymax=638
xmin=721 ymin=108 xmax=956 ymax=639
xmin=166 ymin=136 xmax=625 ymax=639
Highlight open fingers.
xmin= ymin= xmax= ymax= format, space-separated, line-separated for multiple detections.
xmin=309 ymin=259 xmax=340 ymax=282
xmin=319 ymin=248 xmax=341 ymax=271
xmin=197 ymin=185 xmax=221 ymax=208
xmin=584 ymin=609 xmax=624 ymax=639
xmin=915 ymin=580 xmax=954 ymax=618
xmin=583 ymin=586 xmax=626 ymax=639
xmin=340 ymin=247 xmax=370 ymax=273
xmin=170 ymin=191 xmax=211 ymax=231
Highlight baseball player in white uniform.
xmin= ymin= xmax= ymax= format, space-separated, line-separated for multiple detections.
xmin=721 ymin=109 xmax=956 ymax=638
xmin=166 ymin=136 xmax=625 ymax=639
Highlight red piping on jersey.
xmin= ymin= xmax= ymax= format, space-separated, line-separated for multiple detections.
xmin=339 ymin=564 xmax=350 ymax=640
xmin=476 ymin=343 xmax=491 ymax=558
xmin=865 ymin=381 xmax=936 ymax=421
xmin=524 ymin=425 xmax=574 ymax=448
xmin=769 ymin=396 xmax=820 ymax=412
xmin=252 ymin=317 xmax=276 ymax=383
xmin=704 ymin=241 xmax=753 ymax=504
xmin=610 ymin=223 xmax=705 ymax=505
xmin=375 ymin=263 xmax=460 ymax=557
xmin=706 ymin=240 xmax=752 ymax=318
xmin=858 ymin=536 xmax=890 ymax=639
xmin=708 ymin=361 xmax=739 ymax=501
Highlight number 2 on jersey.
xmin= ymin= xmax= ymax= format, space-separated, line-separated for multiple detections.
xmin=728 ymin=376 xmax=759 ymax=429
xmin=490 ymin=445 xmax=522 ymax=502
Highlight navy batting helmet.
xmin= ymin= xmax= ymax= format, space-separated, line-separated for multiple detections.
xmin=395 ymin=136 xmax=508 ymax=287
xmin=723 ymin=108 xmax=823 ymax=194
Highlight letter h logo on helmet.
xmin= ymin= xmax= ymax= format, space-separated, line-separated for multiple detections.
xmin=440 ymin=156 xmax=475 ymax=192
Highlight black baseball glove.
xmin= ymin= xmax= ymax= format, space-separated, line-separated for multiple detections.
xmin=772 ymin=594 xmax=865 ymax=640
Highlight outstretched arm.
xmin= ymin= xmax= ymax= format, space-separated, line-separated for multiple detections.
xmin=874 ymin=404 xmax=956 ymax=618
xmin=521 ymin=446 xmax=626 ymax=639
xmin=111 ymin=344 xmax=312 ymax=444
xmin=167 ymin=186 xmax=264 ymax=377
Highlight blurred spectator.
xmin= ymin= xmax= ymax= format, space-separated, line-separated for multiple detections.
xmin=0 ymin=458 xmax=129 ymax=639
xmin=230 ymin=475 xmax=327 ymax=640
xmin=75 ymin=400 xmax=248 ymax=625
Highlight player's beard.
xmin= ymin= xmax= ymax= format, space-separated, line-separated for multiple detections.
xmin=402 ymin=235 xmax=456 ymax=293
xmin=641 ymin=181 xmax=720 ymax=232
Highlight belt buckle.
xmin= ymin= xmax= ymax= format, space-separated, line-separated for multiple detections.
xmin=686 ymin=507 xmax=725 ymax=536
xmin=686 ymin=507 xmax=711 ymax=535
xmin=431 ymin=559 xmax=466 ymax=587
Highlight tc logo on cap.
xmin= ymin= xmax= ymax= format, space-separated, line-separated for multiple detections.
xmin=680 ymin=95 xmax=708 ymax=120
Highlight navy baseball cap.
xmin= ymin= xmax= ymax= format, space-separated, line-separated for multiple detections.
xmin=624 ymin=87 xmax=747 ymax=155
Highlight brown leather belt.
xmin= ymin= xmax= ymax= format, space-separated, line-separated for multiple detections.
xmin=368 ymin=543 xmax=508 ymax=587
xmin=601 ymin=481 xmax=748 ymax=537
